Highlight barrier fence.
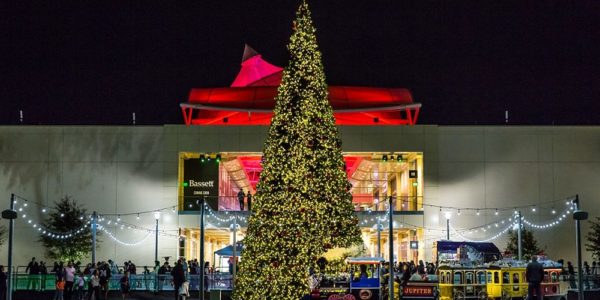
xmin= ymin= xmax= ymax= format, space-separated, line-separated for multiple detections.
xmin=5 ymin=271 xmax=600 ymax=292
xmin=9 ymin=272 xmax=233 ymax=292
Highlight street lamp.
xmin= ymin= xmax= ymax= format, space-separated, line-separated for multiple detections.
xmin=445 ymin=211 xmax=452 ymax=240
xmin=154 ymin=211 xmax=161 ymax=264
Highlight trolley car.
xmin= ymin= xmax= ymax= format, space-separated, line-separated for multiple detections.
xmin=438 ymin=264 xmax=488 ymax=300
xmin=486 ymin=261 xmax=528 ymax=300
xmin=314 ymin=257 xmax=384 ymax=300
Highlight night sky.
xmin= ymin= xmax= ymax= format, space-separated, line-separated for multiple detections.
xmin=2 ymin=1 xmax=598 ymax=125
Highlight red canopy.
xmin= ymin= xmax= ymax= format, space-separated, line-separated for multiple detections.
xmin=181 ymin=45 xmax=420 ymax=125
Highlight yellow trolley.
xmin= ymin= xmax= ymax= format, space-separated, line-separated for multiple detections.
xmin=438 ymin=264 xmax=489 ymax=300
xmin=486 ymin=262 xmax=528 ymax=300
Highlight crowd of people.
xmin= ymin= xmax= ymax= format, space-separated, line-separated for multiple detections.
xmin=3 ymin=256 xmax=598 ymax=300
xmin=0 ymin=256 xmax=218 ymax=300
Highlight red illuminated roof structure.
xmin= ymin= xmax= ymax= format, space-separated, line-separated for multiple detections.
xmin=181 ymin=44 xmax=421 ymax=125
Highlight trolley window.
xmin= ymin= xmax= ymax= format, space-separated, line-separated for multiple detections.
xmin=513 ymin=273 xmax=520 ymax=284
xmin=544 ymin=271 xmax=549 ymax=282
xmin=477 ymin=271 xmax=486 ymax=284
xmin=466 ymin=272 xmax=474 ymax=284
xmin=453 ymin=272 xmax=462 ymax=284
xmin=494 ymin=272 xmax=499 ymax=284
xmin=445 ymin=272 xmax=451 ymax=284
xmin=551 ymin=272 xmax=558 ymax=283
xmin=503 ymin=272 xmax=510 ymax=284
xmin=440 ymin=271 xmax=445 ymax=284
xmin=487 ymin=272 xmax=492 ymax=283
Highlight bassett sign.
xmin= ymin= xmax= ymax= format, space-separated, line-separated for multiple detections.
xmin=183 ymin=158 xmax=219 ymax=210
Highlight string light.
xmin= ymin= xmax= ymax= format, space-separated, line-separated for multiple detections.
xmin=98 ymin=225 xmax=152 ymax=246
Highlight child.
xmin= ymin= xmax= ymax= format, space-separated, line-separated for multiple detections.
xmin=76 ymin=273 xmax=85 ymax=300
xmin=120 ymin=271 xmax=130 ymax=299
xmin=54 ymin=277 xmax=65 ymax=300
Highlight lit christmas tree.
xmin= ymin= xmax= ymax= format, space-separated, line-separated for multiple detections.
xmin=234 ymin=1 xmax=362 ymax=299
xmin=40 ymin=196 xmax=95 ymax=262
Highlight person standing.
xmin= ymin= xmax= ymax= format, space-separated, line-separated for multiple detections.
xmin=567 ymin=261 xmax=576 ymax=288
xmin=526 ymin=256 xmax=544 ymax=300
xmin=119 ymin=271 xmax=130 ymax=299
xmin=98 ymin=263 xmax=111 ymax=300
xmin=171 ymin=259 xmax=185 ymax=300
xmin=25 ymin=257 xmax=38 ymax=290
xmin=203 ymin=262 xmax=210 ymax=291
xmin=237 ymin=189 xmax=245 ymax=211
xmin=88 ymin=270 xmax=100 ymax=300
xmin=54 ymin=276 xmax=65 ymax=300
xmin=246 ymin=191 xmax=252 ymax=211
xmin=0 ymin=265 xmax=7 ymax=300
xmin=64 ymin=262 xmax=76 ymax=300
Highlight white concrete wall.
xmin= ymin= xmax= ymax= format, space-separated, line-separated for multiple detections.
xmin=0 ymin=126 xmax=179 ymax=267
xmin=433 ymin=126 xmax=600 ymax=264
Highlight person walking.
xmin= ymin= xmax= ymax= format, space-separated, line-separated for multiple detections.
xmin=237 ymin=189 xmax=245 ymax=211
xmin=171 ymin=259 xmax=185 ymax=300
xmin=246 ymin=191 xmax=252 ymax=211
xmin=526 ymin=256 xmax=545 ymax=300
xmin=0 ymin=265 xmax=7 ymax=300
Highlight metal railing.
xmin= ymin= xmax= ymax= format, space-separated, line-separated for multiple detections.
xmin=9 ymin=273 xmax=233 ymax=292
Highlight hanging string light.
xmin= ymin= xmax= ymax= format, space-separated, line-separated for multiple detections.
xmin=97 ymin=225 xmax=152 ymax=246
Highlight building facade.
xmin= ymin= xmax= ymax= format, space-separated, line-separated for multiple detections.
xmin=1 ymin=125 xmax=598 ymax=267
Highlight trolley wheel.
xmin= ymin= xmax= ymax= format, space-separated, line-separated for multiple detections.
xmin=501 ymin=291 xmax=511 ymax=300
xmin=478 ymin=291 xmax=489 ymax=300
xmin=453 ymin=290 xmax=465 ymax=300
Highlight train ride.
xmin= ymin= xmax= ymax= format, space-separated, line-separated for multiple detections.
xmin=311 ymin=256 xmax=566 ymax=300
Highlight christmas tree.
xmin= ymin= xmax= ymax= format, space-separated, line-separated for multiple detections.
xmin=40 ymin=195 xmax=96 ymax=262
xmin=0 ymin=224 xmax=6 ymax=246
xmin=585 ymin=217 xmax=600 ymax=259
xmin=505 ymin=228 xmax=543 ymax=260
xmin=234 ymin=1 xmax=362 ymax=299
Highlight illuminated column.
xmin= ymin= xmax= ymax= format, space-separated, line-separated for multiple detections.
xmin=416 ymin=155 xmax=424 ymax=210
xmin=395 ymin=174 xmax=403 ymax=211
xmin=417 ymin=228 xmax=425 ymax=262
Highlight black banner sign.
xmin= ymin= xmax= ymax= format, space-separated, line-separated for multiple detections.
xmin=183 ymin=158 xmax=219 ymax=210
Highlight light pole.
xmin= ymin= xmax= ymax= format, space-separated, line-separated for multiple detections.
xmin=573 ymin=195 xmax=588 ymax=300
xmin=92 ymin=211 xmax=97 ymax=264
xmin=444 ymin=211 xmax=452 ymax=240
xmin=199 ymin=197 xmax=206 ymax=300
xmin=377 ymin=215 xmax=382 ymax=257
xmin=232 ymin=215 xmax=237 ymax=290
xmin=388 ymin=196 xmax=394 ymax=300
xmin=154 ymin=211 xmax=161 ymax=264
xmin=517 ymin=211 xmax=522 ymax=261
xmin=2 ymin=194 xmax=17 ymax=300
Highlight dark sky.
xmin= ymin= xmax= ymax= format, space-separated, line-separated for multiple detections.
xmin=2 ymin=1 xmax=599 ymax=125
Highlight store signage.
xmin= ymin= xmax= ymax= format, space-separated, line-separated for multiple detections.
xmin=402 ymin=286 xmax=434 ymax=297
xmin=409 ymin=170 xmax=418 ymax=178
xmin=410 ymin=241 xmax=419 ymax=249
xmin=183 ymin=158 xmax=219 ymax=210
